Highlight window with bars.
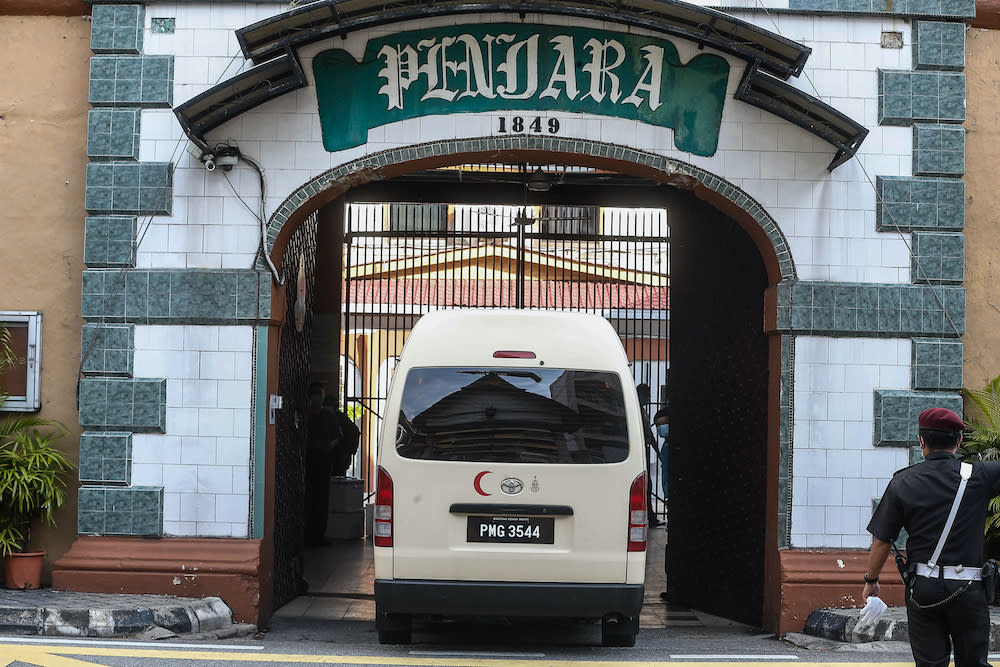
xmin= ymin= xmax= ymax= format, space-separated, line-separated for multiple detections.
xmin=388 ymin=203 xmax=449 ymax=232
xmin=538 ymin=206 xmax=599 ymax=235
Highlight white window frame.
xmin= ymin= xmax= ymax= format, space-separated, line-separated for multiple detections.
xmin=0 ymin=311 xmax=42 ymax=412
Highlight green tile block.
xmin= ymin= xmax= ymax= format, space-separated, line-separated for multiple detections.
xmin=78 ymin=511 xmax=105 ymax=534
xmin=85 ymin=162 xmax=172 ymax=215
xmin=78 ymin=378 xmax=166 ymax=432
xmin=879 ymin=70 xmax=966 ymax=125
xmin=912 ymin=338 xmax=963 ymax=390
xmin=81 ymin=323 xmax=134 ymax=376
xmin=78 ymin=487 xmax=107 ymax=513
xmin=876 ymin=176 xmax=965 ymax=231
xmin=914 ymin=21 xmax=965 ymax=70
xmin=874 ymin=389 xmax=962 ymax=446
xmin=91 ymin=6 xmax=144 ymax=54
xmin=780 ymin=282 xmax=965 ymax=337
xmin=913 ymin=124 xmax=965 ymax=176
xmin=89 ymin=55 xmax=173 ymax=108
xmin=912 ymin=231 xmax=964 ymax=284
xmin=87 ymin=109 xmax=140 ymax=161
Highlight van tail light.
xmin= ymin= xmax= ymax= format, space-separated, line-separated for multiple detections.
xmin=627 ymin=472 xmax=647 ymax=552
xmin=493 ymin=350 xmax=536 ymax=359
xmin=374 ymin=466 xmax=394 ymax=548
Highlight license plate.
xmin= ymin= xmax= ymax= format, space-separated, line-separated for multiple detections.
xmin=467 ymin=515 xmax=555 ymax=544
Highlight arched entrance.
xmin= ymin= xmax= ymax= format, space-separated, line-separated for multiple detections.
xmin=262 ymin=137 xmax=790 ymax=628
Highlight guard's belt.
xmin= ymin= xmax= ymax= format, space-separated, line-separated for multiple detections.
xmin=916 ymin=563 xmax=982 ymax=581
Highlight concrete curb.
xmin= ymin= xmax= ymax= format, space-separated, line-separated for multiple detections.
xmin=0 ymin=590 xmax=239 ymax=638
xmin=805 ymin=606 xmax=1000 ymax=648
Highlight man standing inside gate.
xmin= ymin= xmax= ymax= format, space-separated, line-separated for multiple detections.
xmin=304 ymin=382 xmax=342 ymax=546
xmin=861 ymin=407 xmax=1000 ymax=667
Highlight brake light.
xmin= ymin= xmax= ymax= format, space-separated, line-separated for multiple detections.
xmin=628 ymin=472 xmax=647 ymax=552
xmin=493 ymin=350 xmax=536 ymax=359
xmin=374 ymin=466 xmax=394 ymax=548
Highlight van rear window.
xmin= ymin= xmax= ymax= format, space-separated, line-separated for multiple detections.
xmin=395 ymin=367 xmax=629 ymax=463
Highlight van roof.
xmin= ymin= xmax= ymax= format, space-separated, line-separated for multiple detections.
xmin=398 ymin=309 xmax=630 ymax=370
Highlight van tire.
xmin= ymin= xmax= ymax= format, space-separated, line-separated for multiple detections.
xmin=601 ymin=614 xmax=637 ymax=647
xmin=376 ymin=606 xmax=412 ymax=645
xmin=378 ymin=628 xmax=412 ymax=645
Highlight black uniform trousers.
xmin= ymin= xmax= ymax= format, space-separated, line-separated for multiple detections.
xmin=906 ymin=576 xmax=991 ymax=667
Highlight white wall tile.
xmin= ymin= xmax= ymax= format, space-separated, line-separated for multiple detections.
xmin=181 ymin=436 xmax=216 ymax=465
xmin=197 ymin=466 xmax=233 ymax=494
xmin=216 ymin=494 xmax=250 ymax=523
xmin=793 ymin=337 xmax=912 ymax=545
xmin=163 ymin=464 xmax=198 ymax=493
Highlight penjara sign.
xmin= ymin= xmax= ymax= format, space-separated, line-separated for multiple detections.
xmin=313 ymin=24 xmax=730 ymax=156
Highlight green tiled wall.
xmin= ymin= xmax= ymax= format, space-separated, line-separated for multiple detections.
xmin=78 ymin=377 xmax=166 ymax=432
xmin=78 ymin=431 xmax=132 ymax=485
xmin=911 ymin=231 xmax=964 ymax=284
xmin=84 ymin=216 xmax=136 ymax=268
xmin=875 ymin=176 xmax=964 ymax=231
xmin=913 ymin=124 xmax=965 ymax=176
xmin=82 ymin=0 xmax=172 ymax=542
xmin=81 ymin=268 xmax=272 ymax=325
xmin=80 ymin=323 xmax=134 ymax=377
xmin=87 ymin=109 xmax=141 ymax=161
xmin=90 ymin=4 xmax=144 ymax=54
xmin=874 ymin=389 xmax=963 ymax=446
xmin=89 ymin=55 xmax=173 ymax=108
xmin=878 ymin=70 xmax=966 ymax=125
xmin=85 ymin=162 xmax=172 ymax=215
xmin=911 ymin=338 xmax=963 ymax=390
xmin=78 ymin=486 xmax=163 ymax=536
xmin=913 ymin=21 xmax=966 ymax=71
xmin=773 ymin=281 xmax=964 ymax=337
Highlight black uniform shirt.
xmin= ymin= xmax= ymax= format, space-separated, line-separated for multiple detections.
xmin=867 ymin=451 xmax=1000 ymax=566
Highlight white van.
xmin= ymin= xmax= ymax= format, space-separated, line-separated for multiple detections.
xmin=373 ymin=309 xmax=648 ymax=646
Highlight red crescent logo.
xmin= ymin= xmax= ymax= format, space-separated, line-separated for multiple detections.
xmin=473 ymin=470 xmax=491 ymax=496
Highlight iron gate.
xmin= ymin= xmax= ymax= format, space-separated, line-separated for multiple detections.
xmin=340 ymin=203 xmax=671 ymax=518
xmin=273 ymin=212 xmax=318 ymax=609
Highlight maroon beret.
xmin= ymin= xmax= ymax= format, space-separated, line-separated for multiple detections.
xmin=918 ymin=407 xmax=965 ymax=432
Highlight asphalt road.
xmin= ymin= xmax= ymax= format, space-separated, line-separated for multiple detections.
xmin=0 ymin=614 xmax=932 ymax=667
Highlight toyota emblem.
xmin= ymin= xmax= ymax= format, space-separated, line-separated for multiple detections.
xmin=500 ymin=478 xmax=524 ymax=495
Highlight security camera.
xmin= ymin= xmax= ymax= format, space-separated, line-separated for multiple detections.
xmin=203 ymin=157 xmax=216 ymax=171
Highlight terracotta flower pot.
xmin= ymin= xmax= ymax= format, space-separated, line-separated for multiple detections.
xmin=4 ymin=551 xmax=44 ymax=590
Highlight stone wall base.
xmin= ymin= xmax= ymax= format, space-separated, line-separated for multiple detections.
xmin=52 ymin=536 xmax=263 ymax=625
xmin=777 ymin=548 xmax=905 ymax=635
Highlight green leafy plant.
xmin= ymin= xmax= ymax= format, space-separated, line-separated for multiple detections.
xmin=0 ymin=326 xmax=73 ymax=557
xmin=959 ymin=374 xmax=1000 ymax=552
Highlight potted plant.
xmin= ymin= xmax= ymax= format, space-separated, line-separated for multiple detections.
xmin=0 ymin=327 xmax=73 ymax=589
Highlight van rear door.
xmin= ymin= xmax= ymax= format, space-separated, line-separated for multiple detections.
xmin=386 ymin=366 xmax=639 ymax=584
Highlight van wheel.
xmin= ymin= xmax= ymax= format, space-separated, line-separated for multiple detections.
xmin=601 ymin=614 xmax=637 ymax=647
xmin=378 ymin=627 xmax=412 ymax=645
xmin=376 ymin=607 xmax=412 ymax=645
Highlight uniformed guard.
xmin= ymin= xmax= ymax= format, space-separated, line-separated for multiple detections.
xmin=863 ymin=407 xmax=1000 ymax=667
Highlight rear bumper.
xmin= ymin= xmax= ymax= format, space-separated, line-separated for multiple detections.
xmin=374 ymin=579 xmax=644 ymax=619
